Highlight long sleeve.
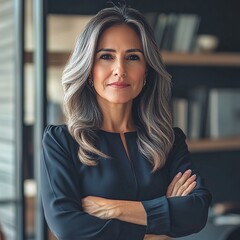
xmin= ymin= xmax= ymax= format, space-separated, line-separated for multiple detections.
xmin=141 ymin=128 xmax=212 ymax=237
xmin=41 ymin=125 xmax=146 ymax=240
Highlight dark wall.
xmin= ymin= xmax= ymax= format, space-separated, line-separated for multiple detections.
xmin=192 ymin=150 xmax=240 ymax=204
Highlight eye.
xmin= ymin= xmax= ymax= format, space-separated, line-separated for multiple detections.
xmin=99 ymin=54 xmax=113 ymax=60
xmin=126 ymin=54 xmax=140 ymax=61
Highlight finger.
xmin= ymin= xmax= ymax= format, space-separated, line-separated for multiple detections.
xmin=182 ymin=181 xmax=197 ymax=196
xmin=176 ymin=174 xmax=196 ymax=196
xmin=171 ymin=169 xmax=192 ymax=196
xmin=166 ymin=172 xmax=182 ymax=197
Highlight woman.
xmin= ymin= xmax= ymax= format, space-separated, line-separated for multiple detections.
xmin=41 ymin=4 xmax=211 ymax=240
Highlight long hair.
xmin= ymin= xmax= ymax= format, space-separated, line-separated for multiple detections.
xmin=62 ymin=4 xmax=174 ymax=172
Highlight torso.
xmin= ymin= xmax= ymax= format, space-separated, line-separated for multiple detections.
xmin=69 ymin=129 xmax=171 ymax=201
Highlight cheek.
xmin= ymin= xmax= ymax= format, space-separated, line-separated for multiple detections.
xmin=132 ymin=69 xmax=146 ymax=85
xmin=93 ymin=63 xmax=111 ymax=81
xmin=135 ymin=63 xmax=147 ymax=78
xmin=92 ymin=65 xmax=101 ymax=80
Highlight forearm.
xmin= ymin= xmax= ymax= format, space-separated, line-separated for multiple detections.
xmin=82 ymin=170 xmax=197 ymax=226
xmin=115 ymin=200 xmax=147 ymax=225
xmin=82 ymin=196 xmax=147 ymax=225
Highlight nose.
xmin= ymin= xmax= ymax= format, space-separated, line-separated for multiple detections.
xmin=113 ymin=59 xmax=127 ymax=79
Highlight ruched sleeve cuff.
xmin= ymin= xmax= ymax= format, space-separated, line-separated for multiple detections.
xmin=141 ymin=196 xmax=170 ymax=235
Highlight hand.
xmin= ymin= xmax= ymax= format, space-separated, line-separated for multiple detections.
xmin=166 ymin=169 xmax=196 ymax=198
xmin=82 ymin=196 xmax=120 ymax=219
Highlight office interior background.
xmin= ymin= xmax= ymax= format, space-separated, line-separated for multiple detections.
xmin=0 ymin=0 xmax=240 ymax=239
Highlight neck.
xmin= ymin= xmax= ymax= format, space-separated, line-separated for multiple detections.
xmin=98 ymin=100 xmax=136 ymax=133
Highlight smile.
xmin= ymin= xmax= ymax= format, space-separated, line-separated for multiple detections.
xmin=107 ymin=82 xmax=131 ymax=88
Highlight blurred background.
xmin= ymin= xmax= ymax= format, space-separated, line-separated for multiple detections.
xmin=0 ymin=0 xmax=240 ymax=239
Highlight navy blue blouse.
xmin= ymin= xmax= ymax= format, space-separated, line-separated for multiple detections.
xmin=41 ymin=125 xmax=211 ymax=240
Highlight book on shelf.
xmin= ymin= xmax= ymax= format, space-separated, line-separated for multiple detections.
xmin=173 ymin=97 xmax=203 ymax=139
xmin=172 ymin=97 xmax=188 ymax=135
xmin=160 ymin=14 xmax=178 ymax=51
xmin=188 ymin=99 xmax=202 ymax=139
xmin=152 ymin=13 xmax=201 ymax=52
xmin=154 ymin=13 xmax=168 ymax=49
xmin=172 ymin=87 xmax=209 ymax=139
xmin=174 ymin=14 xmax=200 ymax=52
xmin=209 ymin=88 xmax=240 ymax=138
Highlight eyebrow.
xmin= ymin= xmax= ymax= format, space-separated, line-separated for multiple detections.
xmin=96 ymin=48 xmax=143 ymax=53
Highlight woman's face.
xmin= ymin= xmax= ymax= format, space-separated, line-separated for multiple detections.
xmin=92 ymin=24 xmax=147 ymax=106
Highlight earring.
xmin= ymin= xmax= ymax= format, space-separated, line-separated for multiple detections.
xmin=143 ymin=79 xmax=146 ymax=86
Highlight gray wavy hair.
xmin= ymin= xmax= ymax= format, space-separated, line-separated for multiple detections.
xmin=62 ymin=4 xmax=174 ymax=172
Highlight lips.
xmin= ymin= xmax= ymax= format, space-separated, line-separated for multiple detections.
xmin=107 ymin=82 xmax=131 ymax=88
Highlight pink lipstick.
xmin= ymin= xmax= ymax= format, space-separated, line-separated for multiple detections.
xmin=107 ymin=82 xmax=130 ymax=88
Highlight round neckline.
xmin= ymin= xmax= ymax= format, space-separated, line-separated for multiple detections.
xmin=98 ymin=129 xmax=137 ymax=135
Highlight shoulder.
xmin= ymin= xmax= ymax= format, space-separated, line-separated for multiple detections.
xmin=171 ymin=127 xmax=188 ymax=153
xmin=173 ymin=127 xmax=186 ymax=143
xmin=42 ymin=124 xmax=77 ymax=153
xmin=43 ymin=124 xmax=70 ymax=142
xmin=43 ymin=124 xmax=68 ymax=136
xmin=164 ymin=128 xmax=189 ymax=166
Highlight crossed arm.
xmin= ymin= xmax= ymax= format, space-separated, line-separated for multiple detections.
xmin=82 ymin=169 xmax=196 ymax=226
xmin=41 ymin=126 xmax=211 ymax=239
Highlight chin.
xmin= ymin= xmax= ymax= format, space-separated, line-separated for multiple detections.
xmin=107 ymin=97 xmax=133 ymax=105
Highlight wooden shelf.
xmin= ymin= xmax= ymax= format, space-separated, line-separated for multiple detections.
xmin=162 ymin=51 xmax=240 ymax=67
xmin=187 ymin=137 xmax=240 ymax=152
xmin=25 ymin=51 xmax=240 ymax=67
xmin=24 ymin=51 xmax=70 ymax=66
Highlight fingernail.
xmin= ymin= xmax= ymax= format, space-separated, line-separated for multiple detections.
xmin=177 ymin=172 xmax=182 ymax=177
xmin=186 ymin=169 xmax=192 ymax=174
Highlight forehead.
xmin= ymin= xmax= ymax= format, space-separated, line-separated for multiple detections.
xmin=97 ymin=24 xmax=142 ymax=49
